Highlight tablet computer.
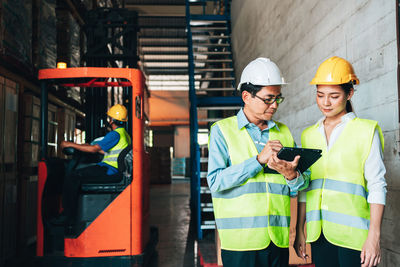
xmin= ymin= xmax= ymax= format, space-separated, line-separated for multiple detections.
xmin=263 ymin=147 xmax=322 ymax=174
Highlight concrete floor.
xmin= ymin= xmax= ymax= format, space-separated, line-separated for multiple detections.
xmin=4 ymin=179 xmax=200 ymax=267
xmin=3 ymin=179 xmax=320 ymax=267
xmin=148 ymin=179 xmax=199 ymax=267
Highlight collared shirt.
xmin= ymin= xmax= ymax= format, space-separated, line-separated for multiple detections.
xmin=298 ymin=112 xmax=387 ymax=204
xmin=207 ymin=109 xmax=309 ymax=197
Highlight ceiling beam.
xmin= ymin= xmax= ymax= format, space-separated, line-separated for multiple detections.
xmin=125 ymin=4 xmax=204 ymax=16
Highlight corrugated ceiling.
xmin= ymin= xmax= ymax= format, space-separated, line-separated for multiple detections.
xmin=126 ymin=0 xmax=185 ymax=5
xmin=138 ymin=14 xmax=190 ymax=90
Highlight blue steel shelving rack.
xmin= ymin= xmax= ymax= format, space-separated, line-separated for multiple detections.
xmin=185 ymin=0 xmax=243 ymax=239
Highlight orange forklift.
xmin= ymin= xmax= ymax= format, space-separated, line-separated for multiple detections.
xmin=36 ymin=67 xmax=157 ymax=266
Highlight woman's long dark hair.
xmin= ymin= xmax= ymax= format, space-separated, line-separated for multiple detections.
xmin=340 ymin=83 xmax=354 ymax=112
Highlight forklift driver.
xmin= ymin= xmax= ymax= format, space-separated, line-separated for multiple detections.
xmin=55 ymin=104 xmax=131 ymax=225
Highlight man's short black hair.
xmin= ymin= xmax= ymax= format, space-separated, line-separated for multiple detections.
xmin=112 ymin=119 xmax=124 ymax=126
xmin=240 ymin=83 xmax=263 ymax=95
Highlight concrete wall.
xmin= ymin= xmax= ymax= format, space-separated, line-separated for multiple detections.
xmin=231 ymin=0 xmax=399 ymax=265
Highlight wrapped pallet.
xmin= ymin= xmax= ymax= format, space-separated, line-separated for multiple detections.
xmin=38 ymin=0 xmax=56 ymax=69
xmin=0 ymin=0 xmax=32 ymax=68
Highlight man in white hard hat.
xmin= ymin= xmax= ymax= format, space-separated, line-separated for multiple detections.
xmin=207 ymin=58 xmax=309 ymax=267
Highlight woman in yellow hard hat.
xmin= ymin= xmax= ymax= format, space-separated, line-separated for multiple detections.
xmin=294 ymin=57 xmax=386 ymax=267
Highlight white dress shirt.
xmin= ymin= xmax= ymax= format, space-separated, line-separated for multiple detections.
xmin=299 ymin=112 xmax=387 ymax=205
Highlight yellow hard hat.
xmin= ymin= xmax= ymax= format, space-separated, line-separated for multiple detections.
xmin=107 ymin=104 xmax=128 ymax=122
xmin=310 ymin=56 xmax=359 ymax=85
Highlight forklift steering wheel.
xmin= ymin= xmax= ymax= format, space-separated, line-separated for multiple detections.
xmin=62 ymin=147 xmax=77 ymax=156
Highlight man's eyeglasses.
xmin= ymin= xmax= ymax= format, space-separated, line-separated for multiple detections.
xmin=253 ymin=94 xmax=285 ymax=104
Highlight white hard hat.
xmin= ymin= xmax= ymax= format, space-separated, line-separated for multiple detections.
xmin=237 ymin=57 xmax=287 ymax=90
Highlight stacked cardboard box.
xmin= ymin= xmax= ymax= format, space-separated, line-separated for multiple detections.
xmin=0 ymin=77 xmax=18 ymax=264
xmin=22 ymin=94 xmax=40 ymax=167
xmin=57 ymin=107 xmax=76 ymax=158
xmin=148 ymin=147 xmax=171 ymax=184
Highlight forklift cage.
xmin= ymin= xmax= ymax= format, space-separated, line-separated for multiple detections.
xmin=36 ymin=67 xmax=149 ymax=260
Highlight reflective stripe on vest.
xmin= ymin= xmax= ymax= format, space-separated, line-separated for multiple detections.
xmin=216 ymin=215 xmax=291 ymax=229
xmin=212 ymin=182 xmax=290 ymax=199
xmin=301 ymin=118 xmax=384 ymax=251
xmin=101 ymin=127 xmax=131 ymax=169
xmin=211 ymin=116 xmax=294 ymax=251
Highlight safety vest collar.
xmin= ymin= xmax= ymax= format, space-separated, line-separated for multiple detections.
xmin=236 ymin=108 xmax=279 ymax=132
xmin=315 ymin=112 xmax=357 ymax=128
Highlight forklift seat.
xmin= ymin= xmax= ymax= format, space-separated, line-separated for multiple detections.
xmin=80 ymin=145 xmax=133 ymax=193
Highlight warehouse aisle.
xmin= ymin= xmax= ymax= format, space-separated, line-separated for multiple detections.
xmin=148 ymin=179 xmax=199 ymax=267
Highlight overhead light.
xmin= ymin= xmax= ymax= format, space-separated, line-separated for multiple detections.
xmin=57 ymin=62 xmax=67 ymax=69
xmin=141 ymin=47 xmax=188 ymax=52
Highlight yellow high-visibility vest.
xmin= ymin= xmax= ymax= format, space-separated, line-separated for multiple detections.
xmin=301 ymin=117 xmax=384 ymax=251
xmin=211 ymin=116 xmax=294 ymax=251
xmin=101 ymin=127 xmax=131 ymax=169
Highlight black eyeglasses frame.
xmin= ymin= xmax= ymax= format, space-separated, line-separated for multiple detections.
xmin=253 ymin=94 xmax=285 ymax=104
